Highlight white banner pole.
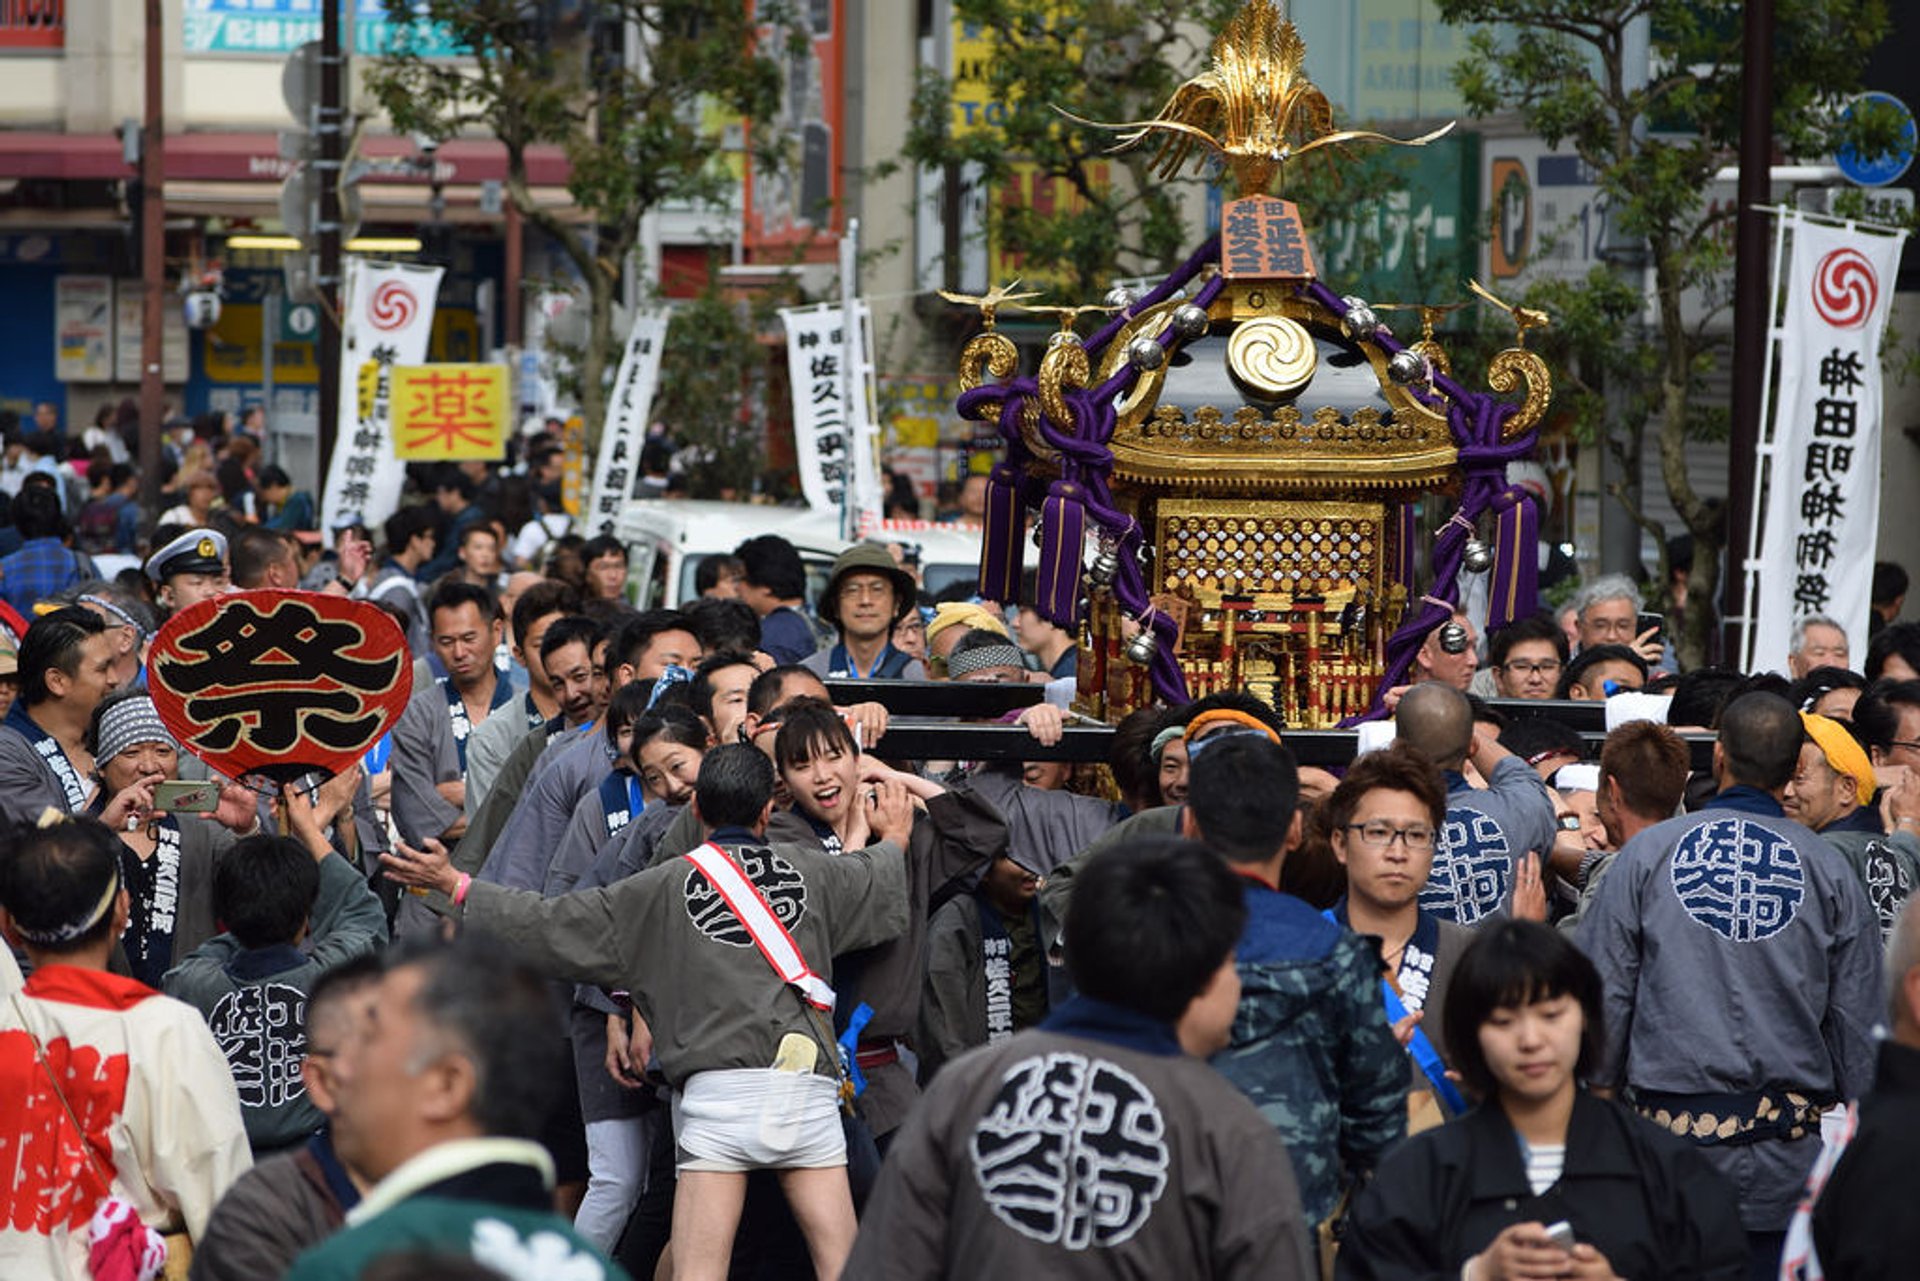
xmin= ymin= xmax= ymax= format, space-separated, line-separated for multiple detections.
xmin=1739 ymin=207 xmax=1794 ymax=674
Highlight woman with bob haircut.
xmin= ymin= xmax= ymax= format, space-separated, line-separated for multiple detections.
xmin=1336 ymin=920 xmax=1748 ymax=1281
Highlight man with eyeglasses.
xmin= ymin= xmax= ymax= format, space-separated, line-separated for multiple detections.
xmin=1486 ymin=614 xmax=1568 ymax=700
xmin=1854 ymin=680 xmax=1920 ymax=782
xmin=1570 ymin=573 xmax=1670 ymax=671
xmin=801 ymin=544 xmax=926 ymax=682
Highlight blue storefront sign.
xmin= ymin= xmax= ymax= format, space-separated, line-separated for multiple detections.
xmin=183 ymin=0 xmax=463 ymax=58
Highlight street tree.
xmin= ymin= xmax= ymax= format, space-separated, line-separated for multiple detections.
xmin=369 ymin=1 xmax=794 ymax=437
xmin=901 ymin=0 xmax=1249 ymax=302
xmin=1435 ymin=0 xmax=1895 ymax=668
xmin=651 ymin=263 xmax=803 ymax=500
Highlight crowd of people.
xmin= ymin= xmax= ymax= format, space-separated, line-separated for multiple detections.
xmin=0 ymin=428 xmax=1915 ymax=1280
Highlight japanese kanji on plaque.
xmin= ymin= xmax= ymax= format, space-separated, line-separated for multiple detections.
xmin=1219 ymin=196 xmax=1317 ymax=280
xmin=391 ymin=363 xmax=511 ymax=461
xmin=147 ymin=590 xmax=414 ymax=783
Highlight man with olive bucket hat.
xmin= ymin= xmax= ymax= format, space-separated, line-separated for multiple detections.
xmin=801 ymin=545 xmax=927 ymax=682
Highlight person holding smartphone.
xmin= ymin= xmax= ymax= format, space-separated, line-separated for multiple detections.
xmin=1336 ymin=921 xmax=1747 ymax=1281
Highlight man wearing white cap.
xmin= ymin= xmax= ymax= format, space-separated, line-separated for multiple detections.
xmin=145 ymin=528 xmax=230 ymax=616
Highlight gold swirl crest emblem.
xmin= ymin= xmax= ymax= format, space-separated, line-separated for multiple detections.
xmin=1227 ymin=316 xmax=1317 ymax=397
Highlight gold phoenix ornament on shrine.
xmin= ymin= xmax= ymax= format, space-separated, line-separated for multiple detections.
xmin=1058 ymin=0 xmax=1454 ymax=198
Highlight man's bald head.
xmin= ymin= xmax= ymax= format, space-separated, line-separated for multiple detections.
xmin=1891 ymin=895 xmax=1920 ymax=1041
xmin=1715 ymin=692 xmax=1803 ymax=793
xmin=1396 ymin=682 xmax=1473 ymax=771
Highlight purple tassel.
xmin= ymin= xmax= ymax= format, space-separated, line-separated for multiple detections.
xmin=977 ymin=463 xmax=1026 ymax=604
xmin=1393 ymin=501 xmax=1419 ymax=596
xmin=1487 ymin=486 xmax=1539 ymax=627
xmin=1036 ymin=480 xmax=1088 ymax=629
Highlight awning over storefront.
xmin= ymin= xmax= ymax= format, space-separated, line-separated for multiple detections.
xmin=0 ymin=131 xmax=571 ymax=187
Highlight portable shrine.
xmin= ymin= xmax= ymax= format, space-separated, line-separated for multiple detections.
xmin=946 ymin=1 xmax=1553 ymax=726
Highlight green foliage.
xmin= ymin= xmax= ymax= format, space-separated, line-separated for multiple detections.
xmin=369 ymin=1 xmax=795 ymax=434
xmin=1435 ymin=0 xmax=1892 ymax=667
xmin=651 ymin=265 xmax=803 ymax=500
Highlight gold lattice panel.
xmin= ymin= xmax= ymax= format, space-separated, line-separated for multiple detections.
xmin=1156 ymin=498 xmax=1386 ymax=605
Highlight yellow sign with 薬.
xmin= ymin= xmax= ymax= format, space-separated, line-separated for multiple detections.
xmin=390 ymin=364 xmax=511 ymax=460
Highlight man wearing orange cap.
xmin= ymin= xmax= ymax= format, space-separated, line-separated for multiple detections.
xmin=1787 ymin=711 xmax=1920 ymax=944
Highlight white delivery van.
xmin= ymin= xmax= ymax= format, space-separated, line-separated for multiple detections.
xmin=615 ymin=501 xmax=988 ymax=610
xmin=615 ymin=500 xmax=851 ymax=609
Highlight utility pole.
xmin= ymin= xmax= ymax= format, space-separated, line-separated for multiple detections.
xmin=138 ymin=0 xmax=165 ymax=520
xmin=1724 ymin=0 xmax=1775 ymax=654
xmin=316 ymin=0 xmax=345 ymax=491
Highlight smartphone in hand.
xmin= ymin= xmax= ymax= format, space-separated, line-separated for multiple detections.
xmin=151 ymin=780 xmax=221 ymax=813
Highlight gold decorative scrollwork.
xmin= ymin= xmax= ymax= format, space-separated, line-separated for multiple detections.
xmin=957 ymin=331 xmax=1020 ymax=399
xmin=1097 ymin=303 xmax=1182 ymax=431
xmin=1038 ymin=337 xmax=1091 ymax=437
xmin=1227 ymin=316 xmax=1317 ymax=397
xmin=1487 ymin=348 xmax=1551 ymax=440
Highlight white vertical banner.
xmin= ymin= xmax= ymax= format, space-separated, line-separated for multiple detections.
xmin=321 ymin=258 xmax=445 ymax=532
xmin=846 ymin=298 xmax=885 ymax=533
xmin=1751 ymin=213 xmax=1906 ymax=671
xmin=780 ymin=303 xmax=863 ymax=516
xmin=584 ymin=309 xmax=671 ymax=536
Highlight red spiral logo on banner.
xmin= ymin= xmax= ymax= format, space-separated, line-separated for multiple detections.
xmin=1812 ymin=248 xmax=1877 ymax=330
xmin=368 ymin=280 xmax=418 ymax=332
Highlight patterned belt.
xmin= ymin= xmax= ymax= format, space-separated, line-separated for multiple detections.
xmin=1628 ymin=1084 xmax=1838 ymax=1146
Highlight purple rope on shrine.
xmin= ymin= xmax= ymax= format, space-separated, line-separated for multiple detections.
xmin=1083 ymin=236 xmax=1223 ymax=356
xmin=1298 ymin=278 xmax=1544 ymax=724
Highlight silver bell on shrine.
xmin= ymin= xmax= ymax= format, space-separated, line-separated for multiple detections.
xmin=1127 ymin=336 xmax=1167 ymax=371
xmin=1388 ymin=349 xmax=1430 ymax=386
xmin=1088 ymin=544 xmax=1119 ymax=588
xmin=1171 ymin=303 xmax=1210 ymax=339
xmin=1462 ymin=538 xmax=1494 ymax=574
xmin=1124 ymin=626 xmax=1159 ymax=666
xmin=1341 ymin=296 xmax=1380 ymax=341
xmin=1437 ymin=621 xmax=1470 ymax=655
